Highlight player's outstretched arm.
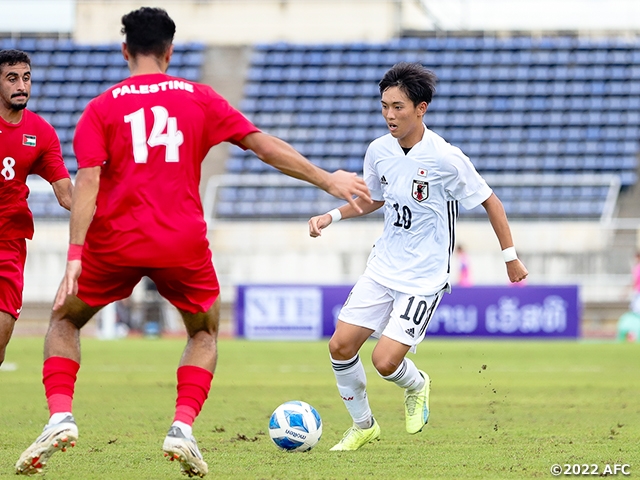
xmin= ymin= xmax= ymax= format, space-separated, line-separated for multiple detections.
xmin=239 ymin=132 xmax=372 ymax=213
xmin=53 ymin=166 xmax=101 ymax=310
xmin=309 ymin=198 xmax=384 ymax=237
xmin=51 ymin=178 xmax=73 ymax=211
xmin=481 ymin=192 xmax=528 ymax=283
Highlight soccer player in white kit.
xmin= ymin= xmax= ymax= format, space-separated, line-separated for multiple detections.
xmin=308 ymin=62 xmax=528 ymax=451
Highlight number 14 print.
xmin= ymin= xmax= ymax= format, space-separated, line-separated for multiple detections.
xmin=124 ymin=106 xmax=184 ymax=163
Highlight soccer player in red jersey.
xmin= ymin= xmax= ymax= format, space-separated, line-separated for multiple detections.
xmin=0 ymin=49 xmax=72 ymax=368
xmin=16 ymin=7 xmax=371 ymax=477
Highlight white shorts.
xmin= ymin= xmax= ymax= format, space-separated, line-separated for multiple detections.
xmin=338 ymin=274 xmax=445 ymax=349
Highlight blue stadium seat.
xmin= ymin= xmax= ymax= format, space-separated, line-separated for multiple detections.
xmin=106 ymin=51 xmax=125 ymax=67
xmin=43 ymin=68 xmax=66 ymax=82
xmin=14 ymin=37 xmax=38 ymax=51
xmin=50 ymin=52 xmax=71 ymax=67
xmin=75 ymin=97 xmax=92 ymax=111
xmin=103 ymin=67 xmax=129 ymax=83
xmin=51 ymin=113 xmax=74 ymax=129
xmin=61 ymin=143 xmax=74 ymax=157
xmin=56 ymin=128 xmax=73 ymax=143
xmin=56 ymin=98 xmax=76 ymax=112
xmin=64 ymin=67 xmax=85 ymax=82
xmin=35 ymin=38 xmax=58 ymax=51
xmin=33 ymin=98 xmax=57 ymax=113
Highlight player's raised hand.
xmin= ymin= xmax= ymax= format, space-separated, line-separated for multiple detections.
xmin=506 ymin=259 xmax=528 ymax=283
xmin=53 ymin=260 xmax=82 ymax=310
xmin=309 ymin=213 xmax=334 ymax=238
xmin=325 ymin=170 xmax=371 ymax=213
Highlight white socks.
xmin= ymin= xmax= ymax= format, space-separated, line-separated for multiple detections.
xmin=48 ymin=412 xmax=73 ymax=426
xmin=331 ymin=354 xmax=373 ymax=429
xmin=380 ymin=358 xmax=425 ymax=392
xmin=172 ymin=421 xmax=193 ymax=438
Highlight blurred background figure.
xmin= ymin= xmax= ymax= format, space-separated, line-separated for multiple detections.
xmin=617 ymin=252 xmax=640 ymax=342
xmin=142 ymin=278 xmax=164 ymax=338
xmin=629 ymin=252 xmax=640 ymax=314
xmin=455 ymin=245 xmax=473 ymax=287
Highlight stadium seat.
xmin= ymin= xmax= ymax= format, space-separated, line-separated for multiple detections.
xmin=55 ymin=98 xmax=76 ymax=112
xmin=34 ymin=38 xmax=58 ymax=51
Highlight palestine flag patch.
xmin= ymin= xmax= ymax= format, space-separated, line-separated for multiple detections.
xmin=23 ymin=134 xmax=36 ymax=147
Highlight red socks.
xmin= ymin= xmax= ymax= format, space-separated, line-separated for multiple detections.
xmin=43 ymin=356 xmax=80 ymax=416
xmin=42 ymin=358 xmax=212 ymax=427
xmin=173 ymin=365 xmax=213 ymax=426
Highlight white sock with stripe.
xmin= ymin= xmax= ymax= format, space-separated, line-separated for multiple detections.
xmin=331 ymin=354 xmax=373 ymax=429
xmin=380 ymin=358 xmax=425 ymax=392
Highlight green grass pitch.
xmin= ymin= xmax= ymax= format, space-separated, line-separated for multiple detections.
xmin=0 ymin=338 xmax=638 ymax=479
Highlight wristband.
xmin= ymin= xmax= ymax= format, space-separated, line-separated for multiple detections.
xmin=502 ymin=246 xmax=517 ymax=263
xmin=328 ymin=208 xmax=342 ymax=223
xmin=67 ymin=243 xmax=84 ymax=261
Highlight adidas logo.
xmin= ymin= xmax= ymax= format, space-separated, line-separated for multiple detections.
xmin=405 ymin=328 xmax=415 ymax=337
xmin=380 ymin=175 xmax=388 ymax=185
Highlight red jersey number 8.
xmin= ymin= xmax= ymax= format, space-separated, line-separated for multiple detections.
xmin=124 ymin=106 xmax=184 ymax=164
xmin=2 ymin=156 xmax=16 ymax=180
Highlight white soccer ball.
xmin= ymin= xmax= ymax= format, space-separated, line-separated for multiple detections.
xmin=268 ymin=400 xmax=322 ymax=452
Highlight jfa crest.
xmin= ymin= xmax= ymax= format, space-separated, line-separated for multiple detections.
xmin=412 ymin=179 xmax=429 ymax=202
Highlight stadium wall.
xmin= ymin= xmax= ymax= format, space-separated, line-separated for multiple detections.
xmin=0 ymin=0 xmax=75 ymax=33
xmin=23 ymin=220 xmax=634 ymax=333
xmin=74 ymin=0 xmax=399 ymax=44
xmin=73 ymin=0 xmax=640 ymax=45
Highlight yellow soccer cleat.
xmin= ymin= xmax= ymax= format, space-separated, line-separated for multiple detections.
xmin=330 ymin=418 xmax=381 ymax=451
xmin=405 ymin=370 xmax=430 ymax=434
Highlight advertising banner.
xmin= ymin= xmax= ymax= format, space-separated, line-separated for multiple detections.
xmin=236 ymin=285 xmax=579 ymax=339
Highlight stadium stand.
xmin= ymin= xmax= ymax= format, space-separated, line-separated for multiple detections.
xmin=219 ymin=36 xmax=639 ymax=220
xmin=0 ymin=37 xmax=205 ymax=219
xmin=10 ymin=36 xmax=637 ymax=222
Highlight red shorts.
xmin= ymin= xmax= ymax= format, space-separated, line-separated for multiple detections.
xmin=0 ymin=238 xmax=27 ymax=318
xmin=77 ymin=249 xmax=220 ymax=314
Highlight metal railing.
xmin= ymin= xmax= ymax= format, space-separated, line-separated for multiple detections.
xmin=203 ymin=171 xmax=621 ymax=225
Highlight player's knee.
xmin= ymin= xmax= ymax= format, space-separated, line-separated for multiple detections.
xmin=185 ymin=320 xmax=218 ymax=339
xmin=181 ymin=304 xmax=219 ymax=338
xmin=49 ymin=312 xmax=79 ymax=332
xmin=49 ymin=299 xmax=96 ymax=330
xmin=371 ymin=354 xmax=399 ymax=377
xmin=328 ymin=336 xmax=358 ymax=360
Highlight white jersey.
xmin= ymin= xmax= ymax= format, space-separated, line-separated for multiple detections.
xmin=363 ymin=125 xmax=492 ymax=296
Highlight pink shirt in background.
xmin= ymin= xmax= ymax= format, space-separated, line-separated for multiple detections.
xmin=458 ymin=252 xmax=472 ymax=286
xmin=632 ymin=262 xmax=640 ymax=292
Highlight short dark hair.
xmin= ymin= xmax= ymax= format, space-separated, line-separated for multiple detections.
xmin=121 ymin=7 xmax=176 ymax=58
xmin=379 ymin=62 xmax=437 ymax=106
xmin=0 ymin=49 xmax=31 ymax=72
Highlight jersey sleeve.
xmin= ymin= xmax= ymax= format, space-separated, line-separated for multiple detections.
xmin=363 ymin=144 xmax=384 ymax=202
xmin=204 ymin=88 xmax=260 ymax=148
xmin=73 ymin=100 xmax=108 ymax=168
xmin=30 ymin=122 xmax=70 ymax=183
xmin=440 ymin=147 xmax=492 ymax=210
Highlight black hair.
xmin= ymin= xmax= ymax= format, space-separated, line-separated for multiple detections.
xmin=121 ymin=7 xmax=176 ymax=57
xmin=379 ymin=62 xmax=437 ymax=106
xmin=0 ymin=49 xmax=31 ymax=71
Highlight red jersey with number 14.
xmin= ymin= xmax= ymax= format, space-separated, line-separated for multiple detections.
xmin=0 ymin=110 xmax=69 ymax=240
xmin=73 ymin=73 xmax=259 ymax=267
